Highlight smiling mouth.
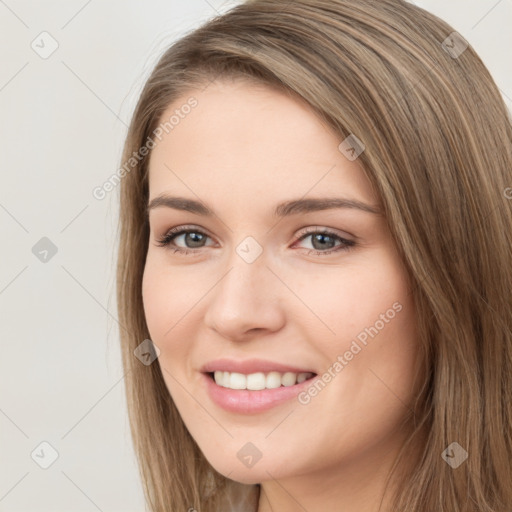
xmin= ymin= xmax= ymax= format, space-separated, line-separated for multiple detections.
xmin=206 ymin=370 xmax=317 ymax=390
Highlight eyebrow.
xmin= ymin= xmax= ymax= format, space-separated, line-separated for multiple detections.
xmin=146 ymin=195 xmax=382 ymax=217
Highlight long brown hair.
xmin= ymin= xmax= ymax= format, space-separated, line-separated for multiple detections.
xmin=116 ymin=1 xmax=512 ymax=510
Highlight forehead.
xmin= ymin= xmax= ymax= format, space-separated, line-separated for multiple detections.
xmin=147 ymin=80 xmax=377 ymax=209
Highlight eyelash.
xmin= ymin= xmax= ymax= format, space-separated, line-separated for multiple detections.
xmin=155 ymin=225 xmax=356 ymax=257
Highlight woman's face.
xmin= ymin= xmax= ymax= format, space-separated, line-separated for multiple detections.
xmin=142 ymin=79 xmax=421 ymax=490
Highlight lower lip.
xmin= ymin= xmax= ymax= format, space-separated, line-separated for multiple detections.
xmin=202 ymin=372 xmax=318 ymax=414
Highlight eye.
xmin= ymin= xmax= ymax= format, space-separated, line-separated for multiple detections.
xmin=154 ymin=225 xmax=356 ymax=256
xmin=155 ymin=225 xmax=214 ymax=254
xmin=293 ymin=227 xmax=356 ymax=256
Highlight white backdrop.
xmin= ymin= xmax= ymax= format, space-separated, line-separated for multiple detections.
xmin=0 ymin=1 xmax=510 ymax=510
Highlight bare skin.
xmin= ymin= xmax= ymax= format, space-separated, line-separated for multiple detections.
xmin=142 ymin=78 xmax=425 ymax=512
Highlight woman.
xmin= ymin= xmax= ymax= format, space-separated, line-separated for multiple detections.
xmin=116 ymin=0 xmax=512 ymax=510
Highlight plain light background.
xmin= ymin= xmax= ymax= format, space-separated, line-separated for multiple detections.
xmin=0 ymin=1 xmax=510 ymax=510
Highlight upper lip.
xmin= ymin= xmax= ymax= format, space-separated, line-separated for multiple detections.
xmin=200 ymin=358 xmax=317 ymax=375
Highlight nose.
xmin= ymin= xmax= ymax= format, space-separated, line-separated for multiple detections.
xmin=203 ymin=248 xmax=286 ymax=340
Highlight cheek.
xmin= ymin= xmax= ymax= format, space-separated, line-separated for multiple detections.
xmin=141 ymin=254 xmax=199 ymax=340
xmin=142 ymin=261 xmax=195 ymax=408
xmin=142 ymin=261 xmax=168 ymax=341
xmin=287 ymin=251 xmax=412 ymax=343
xmin=292 ymin=248 xmax=419 ymax=400
xmin=141 ymin=258 xmax=193 ymax=371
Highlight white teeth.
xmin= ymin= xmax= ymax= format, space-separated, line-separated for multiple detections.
xmin=247 ymin=372 xmax=266 ymax=390
xmin=296 ymin=373 xmax=308 ymax=383
xmin=229 ymin=372 xmax=246 ymax=389
xmin=281 ymin=372 xmax=297 ymax=387
xmin=266 ymin=371 xmax=282 ymax=389
xmin=212 ymin=370 xmax=314 ymax=390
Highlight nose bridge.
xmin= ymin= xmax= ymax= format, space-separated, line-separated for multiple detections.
xmin=218 ymin=236 xmax=270 ymax=304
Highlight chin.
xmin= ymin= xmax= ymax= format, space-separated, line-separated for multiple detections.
xmin=227 ymin=471 xmax=263 ymax=485
xmin=211 ymin=449 xmax=301 ymax=485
